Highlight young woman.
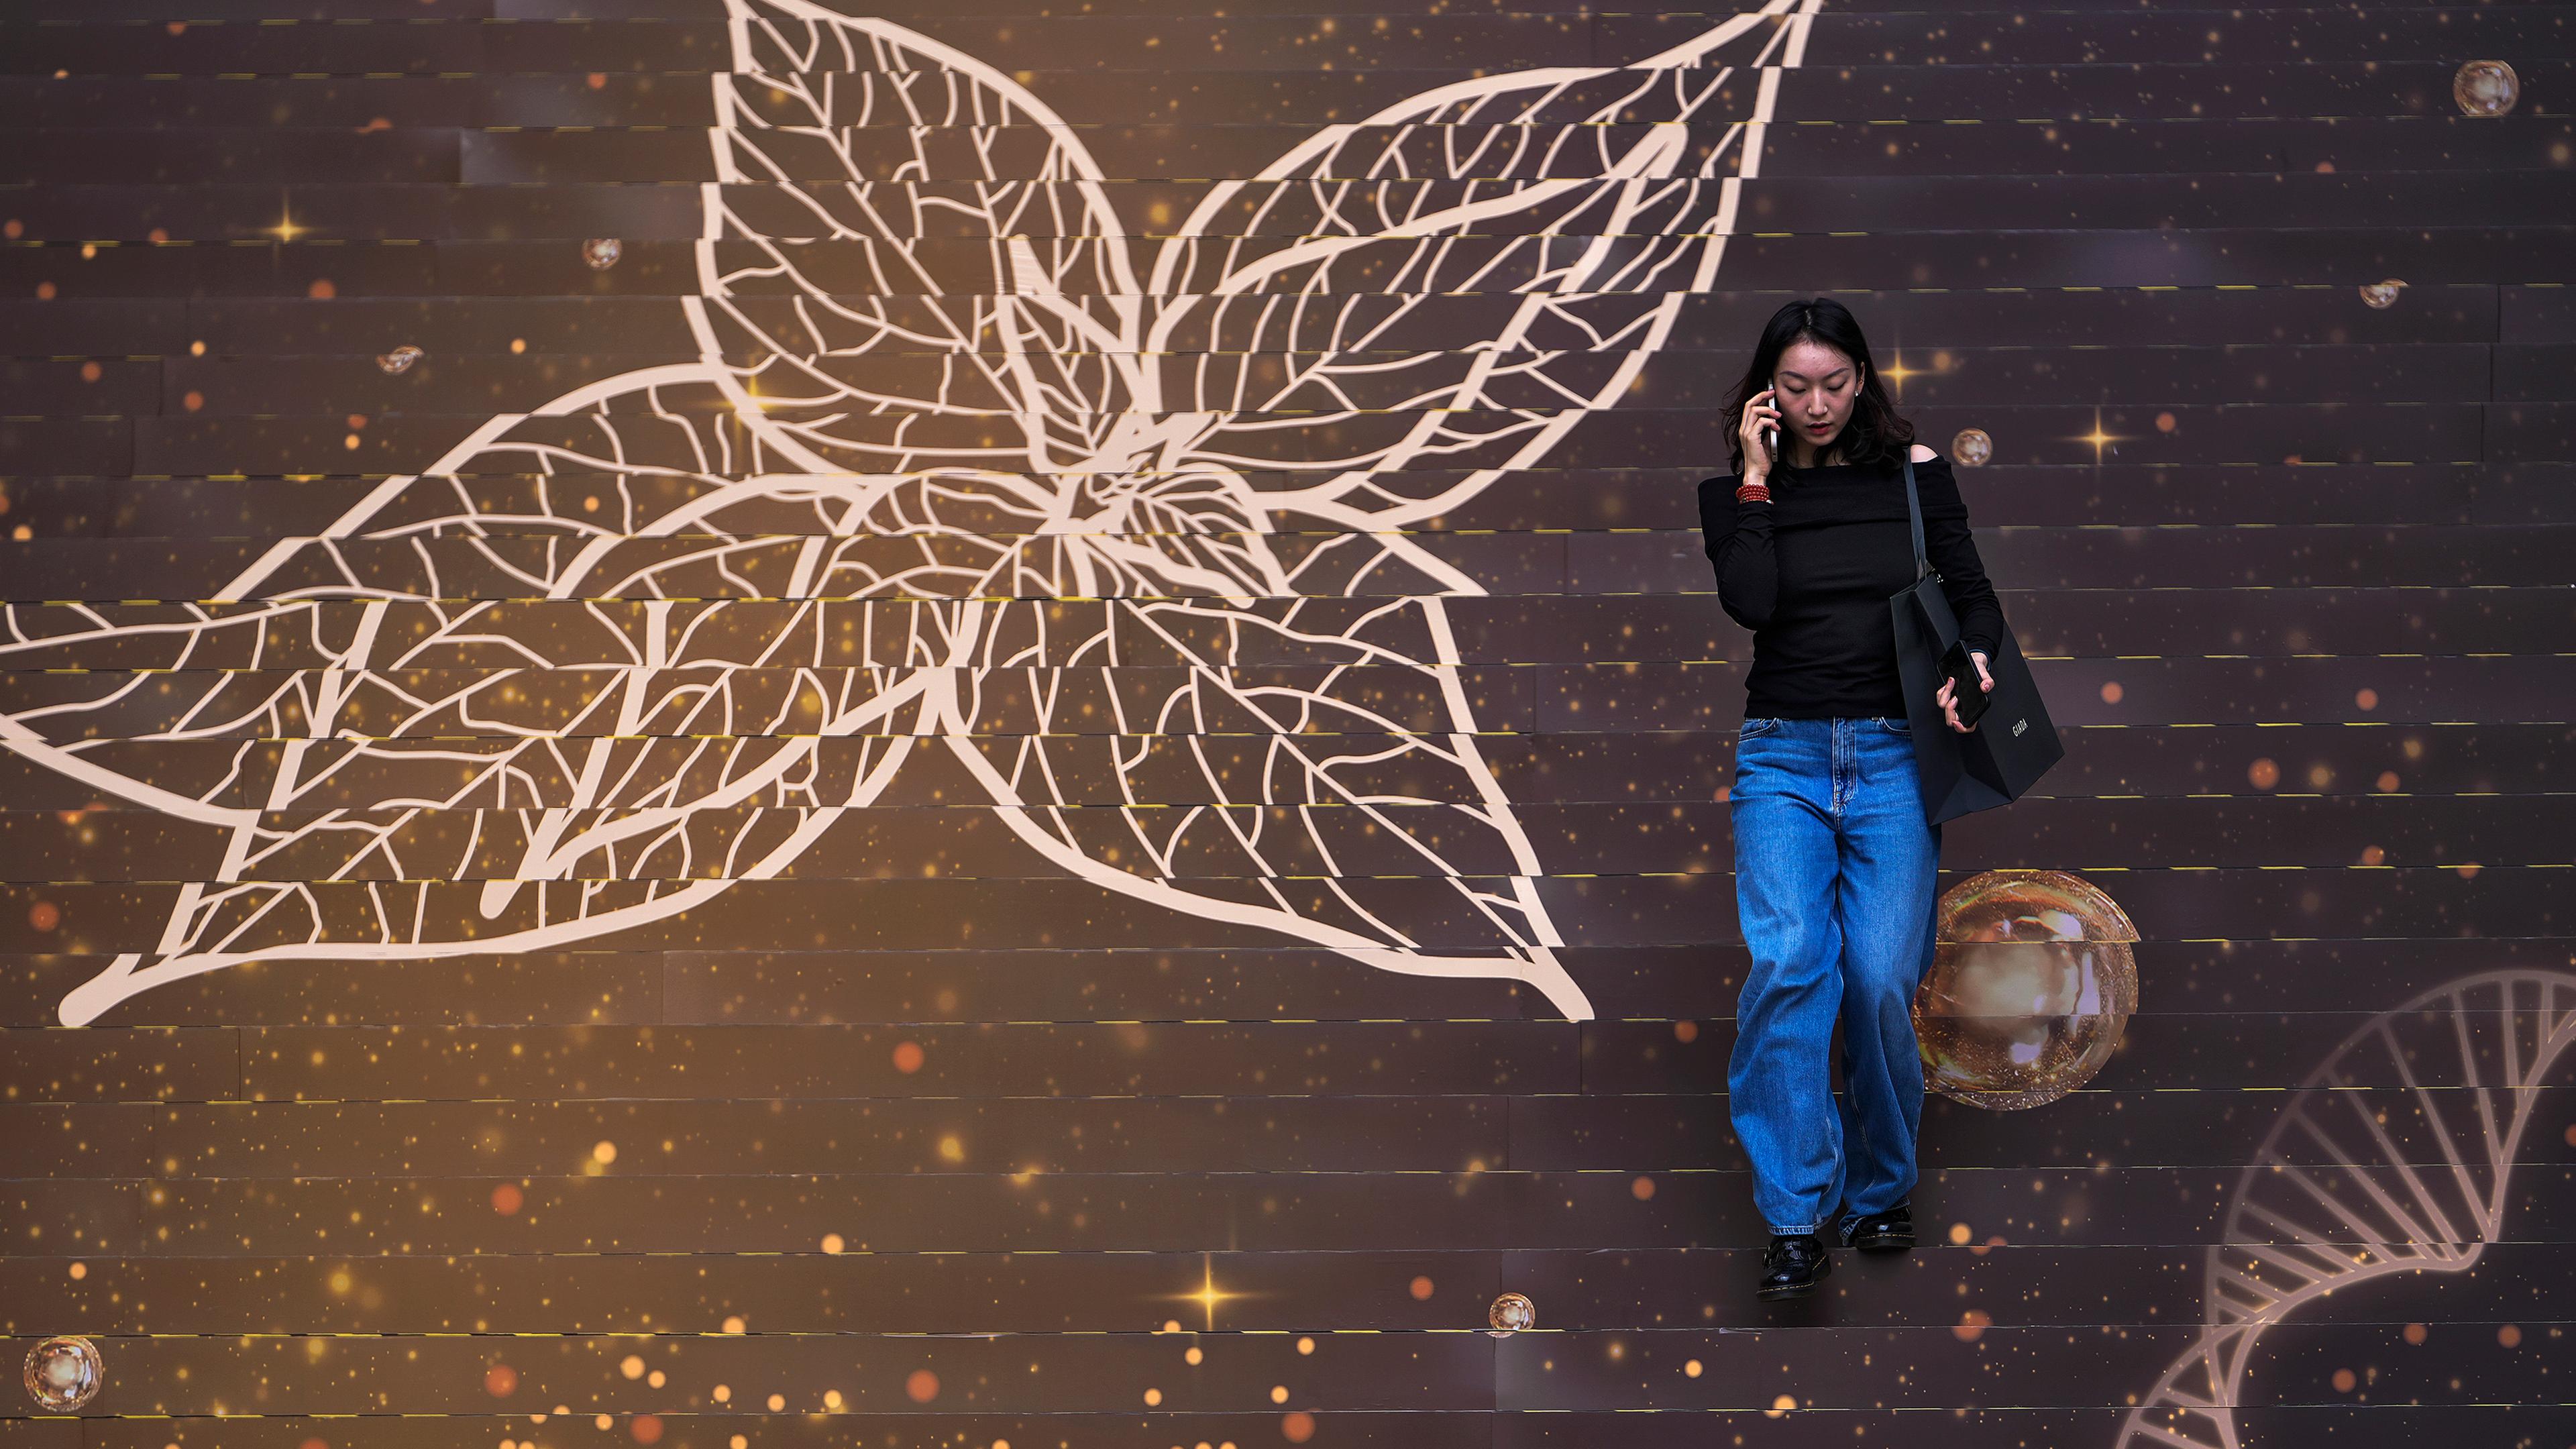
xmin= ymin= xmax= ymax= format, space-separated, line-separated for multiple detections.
xmin=1697 ymin=298 xmax=2005 ymax=1301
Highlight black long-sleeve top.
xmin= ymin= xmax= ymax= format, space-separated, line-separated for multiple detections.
xmin=1697 ymin=449 xmax=2006 ymax=720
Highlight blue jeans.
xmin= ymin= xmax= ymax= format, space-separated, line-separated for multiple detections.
xmin=1728 ymin=715 xmax=1943 ymax=1240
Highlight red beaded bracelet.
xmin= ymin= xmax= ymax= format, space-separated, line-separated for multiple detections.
xmin=1735 ymin=480 xmax=1772 ymax=504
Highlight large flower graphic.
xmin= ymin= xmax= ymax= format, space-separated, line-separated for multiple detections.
xmin=0 ymin=0 xmax=1821 ymax=1025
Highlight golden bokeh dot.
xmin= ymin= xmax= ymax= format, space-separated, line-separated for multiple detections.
xmin=592 ymin=1140 xmax=618 ymax=1165
xmin=821 ymin=1233 xmax=845 ymax=1254
xmin=2498 ymin=1324 xmax=2522 ymax=1348
xmin=1295 ymin=1336 xmax=1314 ymax=1355
xmin=511 ymin=337 xmax=528 ymax=353
xmin=721 ymin=1316 xmax=746 ymax=1334
xmin=619 ymin=1355 xmax=645 ymax=1381
xmin=190 ymin=339 xmax=205 ymax=356
xmin=67 ymin=1262 xmax=86 ymax=1280
xmin=1765 ymin=1393 xmax=1798 ymax=1418
xmin=2247 ymin=757 xmax=2279 ymax=790
xmin=711 ymin=1385 xmax=730 ymax=1403
xmin=1143 ymin=1387 xmax=1163 ymax=1407
xmin=730 ymin=1438 xmax=747 ymax=1449
xmin=1409 ymin=1275 xmax=1435 ymax=1300
xmin=1948 ymin=1222 xmax=1973 ymax=1246
xmin=583 ymin=495 xmax=601 ymax=513
xmin=2355 ymin=687 xmax=2378 ymax=711
xmin=2331 ymin=1368 xmax=2357 ymax=1393
xmin=1684 ymin=1358 xmax=1703 ymax=1377
xmin=2099 ymin=681 xmax=2123 ymax=704
xmin=765 ymin=1393 xmax=785 ymax=1411
xmin=2404 ymin=1322 xmax=2429 ymax=1345
xmin=1184 ymin=1346 xmax=1202 ymax=1365
xmin=1269 ymin=1385 xmax=1289 ymax=1404
xmin=646 ymin=1370 xmax=664 ymax=1389
xmin=2306 ymin=763 xmax=2334 ymax=789
xmin=1953 ymin=1309 xmax=1991 ymax=1343
xmin=822 ymin=1389 xmax=843 ymax=1409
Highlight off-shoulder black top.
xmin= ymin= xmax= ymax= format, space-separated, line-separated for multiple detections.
xmin=1697 ymin=451 xmax=2006 ymax=720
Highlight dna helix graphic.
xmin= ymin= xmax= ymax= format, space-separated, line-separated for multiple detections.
xmin=2118 ymin=969 xmax=2576 ymax=1448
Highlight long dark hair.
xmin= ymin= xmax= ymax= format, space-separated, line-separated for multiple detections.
xmin=1721 ymin=297 xmax=1916 ymax=476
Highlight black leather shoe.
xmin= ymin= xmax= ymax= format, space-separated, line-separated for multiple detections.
xmin=1842 ymin=1205 xmax=1914 ymax=1253
xmin=1756 ymin=1234 xmax=1832 ymax=1300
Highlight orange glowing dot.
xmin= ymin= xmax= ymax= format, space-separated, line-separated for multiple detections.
xmin=1296 ymin=1336 xmax=1313 ymax=1354
xmin=1672 ymin=1020 xmax=1698 ymax=1043
xmin=343 ymin=434 xmax=361 ymax=450
xmin=79 ymin=244 xmax=95 ymax=260
xmin=583 ymin=495 xmax=601 ymax=513
xmin=1280 ymin=1411 xmax=1316 ymax=1443
xmin=2565 ymin=1124 xmax=2576 ymax=1148
xmin=1408 ymin=1275 xmax=1434 ymax=1300
xmin=2403 ymin=1322 xmax=2428 ymax=1344
xmin=592 ymin=1140 xmax=617 ymax=1165
xmin=10 ymin=525 xmax=29 ymax=541
xmin=1947 ymin=1222 xmax=1972 ymax=1245
xmin=489 ymin=1183 xmax=524 ymax=1215
xmin=2315 ymin=160 xmax=2336 ymax=172
xmin=905 ymin=1369 xmax=939 ymax=1403
xmin=821 ymin=1234 xmax=845 ymax=1254
xmin=358 ymin=117 xmax=391 ymax=133
xmin=183 ymin=390 xmax=204 ymax=412
xmin=37 ymin=282 xmax=57 ymax=300
xmin=484 ymin=1364 xmax=519 ymax=1398
xmin=2360 ymin=846 xmax=2385 ymax=866
xmin=619 ymin=1355 xmax=645 ymax=1381
xmin=1683 ymin=1358 xmax=1703 ymax=1377
xmin=1143 ymin=1388 xmax=1163 ymax=1406
xmin=2355 ymin=688 xmax=2378 ymax=711
xmin=1764 ymin=1394 xmax=1797 ymax=1419
xmin=346 ymin=414 xmax=366 ymax=429
xmin=892 ymin=1040 xmax=925 ymax=1073
xmin=821 ymin=1389 xmax=841 ymax=1409
xmin=629 ymin=1416 xmax=663 ymax=1445
xmin=2153 ymin=412 xmax=2176 ymax=433
xmin=1712 ymin=785 xmax=1729 ymax=803
xmin=166 ymin=19 xmax=186 ymax=34
xmin=29 ymin=902 xmax=60 ymax=932
xmin=189 ymin=339 xmax=205 ymax=356
xmin=1953 ymin=1309 xmax=1991 ymax=1343
xmin=2247 ymin=757 xmax=2279 ymax=790
xmin=765 ymin=1393 xmax=784 ymax=1411
xmin=67 ymin=1262 xmax=86 ymax=1280
xmin=1267 ymin=1385 xmax=1287 ymax=1403
xmin=2498 ymin=1324 xmax=2522 ymax=1347
xmin=722 ymin=1316 xmax=745 ymax=1334
xmin=299 ymin=1440 xmax=327 ymax=1449
xmin=1629 ymin=1175 xmax=1655 ymax=1200
xmin=2331 ymin=1368 xmax=2356 ymax=1393
xmin=2457 ymin=862 xmax=2481 ymax=879
xmin=2099 ymin=681 xmax=2123 ymax=704
xmin=307 ymin=279 xmax=335 ymax=300
xmin=2 ymin=220 xmax=19 ymax=238
xmin=79 ymin=361 xmax=101 ymax=382
xmin=588 ymin=72 xmax=608 ymax=89
xmin=148 ymin=227 xmax=168 ymax=244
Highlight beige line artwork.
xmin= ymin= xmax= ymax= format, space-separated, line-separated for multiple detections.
xmin=2118 ymin=970 xmax=2576 ymax=1448
xmin=0 ymin=0 xmax=1825 ymax=1027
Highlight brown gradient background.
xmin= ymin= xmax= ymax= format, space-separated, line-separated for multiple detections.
xmin=4 ymin=1 xmax=2575 ymax=1446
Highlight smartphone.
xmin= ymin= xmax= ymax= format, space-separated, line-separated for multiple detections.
xmin=1760 ymin=420 xmax=1778 ymax=464
xmin=1940 ymin=640 xmax=1993 ymax=729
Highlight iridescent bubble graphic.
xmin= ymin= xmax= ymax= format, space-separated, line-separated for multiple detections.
xmin=375 ymin=345 xmax=423 ymax=374
xmin=1914 ymin=869 xmax=2139 ymax=1110
xmin=582 ymin=237 xmax=624 ymax=270
xmin=2453 ymin=60 xmax=2520 ymax=117
xmin=23 ymin=1336 xmax=103 ymax=1411
xmin=1950 ymin=427 xmax=1994 ymax=466
xmin=2358 ymin=280 xmax=2406 ymax=310
xmin=1488 ymin=1292 xmax=1536 ymax=1335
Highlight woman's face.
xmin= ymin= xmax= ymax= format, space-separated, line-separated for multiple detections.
xmin=1771 ymin=339 xmax=1861 ymax=453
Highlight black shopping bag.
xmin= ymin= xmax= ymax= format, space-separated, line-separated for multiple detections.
xmin=1889 ymin=458 xmax=2064 ymax=826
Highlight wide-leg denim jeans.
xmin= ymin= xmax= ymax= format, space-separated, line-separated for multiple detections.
xmin=1728 ymin=714 xmax=1943 ymax=1240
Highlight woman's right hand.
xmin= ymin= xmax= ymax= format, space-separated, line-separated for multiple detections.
xmin=1738 ymin=387 xmax=1780 ymax=486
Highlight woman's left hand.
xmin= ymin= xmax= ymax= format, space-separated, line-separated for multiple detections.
xmin=1934 ymin=651 xmax=1993 ymax=733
